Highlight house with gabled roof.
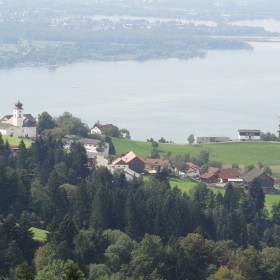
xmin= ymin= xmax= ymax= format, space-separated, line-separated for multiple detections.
xmin=207 ymin=167 xmax=221 ymax=175
xmin=142 ymin=158 xmax=171 ymax=171
xmin=241 ymin=167 xmax=277 ymax=194
xmin=218 ymin=168 xmax=241 ymax=183
xmin=200 ymin=167 xmax=240 ymax=184
xmin=91 ymin=123 xmax=118 ymax=135
xmin=186 ymin=162 xmax=200 ymax=178
xmin=200 ymin=172 xmax=219 ymax=184
xmin=112 ymin=151 xmax=145 ymax=174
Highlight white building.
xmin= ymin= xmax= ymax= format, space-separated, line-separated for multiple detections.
xmin=195 ymin=136 xmax=231 ymax=144
xmin=238 ymin=129 xmax=261 ymax=141
xmin=0 ymin=100 xmax=36 ymax=138
xmin=64 ymin=137 xmax=109 ymax=157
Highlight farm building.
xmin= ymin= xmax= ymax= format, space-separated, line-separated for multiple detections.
xmin=186 ymin=162 xmax=200 ymax=178
xmin=201 ymin=167 xmax=240 ymax=184
xmin=241 ymin=168 xmax=277 ymax=194
xmin=195 ymin=136 xmax=230 ymax=144
xmin=218 ymin=168 xmax=241 ymax=183
xmin=142 ymin=158 xmax=171 ymax=171
xmin=238 ymin=129 xmax=261 ymax=141
xmin=112 ymin=151 xmax=145 ymax=174
xmin=200 ymin=173 xmax=219 ymax=184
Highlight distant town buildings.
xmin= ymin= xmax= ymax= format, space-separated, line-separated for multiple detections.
xmin=0 ymin=100 xmax=36 ymax=138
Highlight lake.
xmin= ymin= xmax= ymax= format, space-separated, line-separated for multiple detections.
xmin=1 ymin=42 xmax=280 ymax=143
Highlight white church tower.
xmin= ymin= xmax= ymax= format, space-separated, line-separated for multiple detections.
xmin=13 ymin=100 xmax=24 ymax=127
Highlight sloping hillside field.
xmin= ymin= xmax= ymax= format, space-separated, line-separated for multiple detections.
xmin=113 ymin=138 xmax=280 ymax=173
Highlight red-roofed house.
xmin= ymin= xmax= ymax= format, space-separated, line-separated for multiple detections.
xmin=186 ymin=162 xmax=200 ymax=178
xmin=200 ymin=173 xmax=218 ymax=184
xmin=112 ymin=151 xmax=145 ymax=174
xmin=207 ymin=167 xmax=221 ymax=175
xmin=218 ymin=168 xmax=241 ymax=183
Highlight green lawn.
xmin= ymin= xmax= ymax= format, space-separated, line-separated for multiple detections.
xmin=265 ymin=194 xmax=280 ymax=213
xmin=30 ymin=227 xmax=48 ymax=242
xmin=170 ymin=177 xmax=198 ymax=193
xmin=2 ymin=135 xmax=32 ymax=148
xmin=113 ymin=138 xmax=280 ymax=174
xmin=170 ymin=177 xmax=225 ymax=194
xmin=112 ymin=138 xmax=198 ymax=158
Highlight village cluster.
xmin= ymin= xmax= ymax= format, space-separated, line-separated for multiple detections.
xmin=0 ymin=100 xmax=277 ymax=195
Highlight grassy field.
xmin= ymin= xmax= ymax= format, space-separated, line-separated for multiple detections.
xmin=113 ymin=138 xmax=280 ymax=174
xmin=265 ymin=194 xmax=280 ymax=213
xmin=170 ymin=177 xmax=198 ymax=193
xmin=30 ymin=227 xmax=48 ymax=242
xmin=170 ymin=177 xmax=225 ymax=195
xmin=169 ymin=177 xmax=280 ymax=213
xmin=1 ymin=135 xmax=32 ymax=148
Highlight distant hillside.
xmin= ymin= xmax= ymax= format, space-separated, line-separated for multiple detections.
xmin=112 ymin=138 xmax=280 ymax=174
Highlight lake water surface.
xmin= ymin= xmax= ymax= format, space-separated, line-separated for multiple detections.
xmin=1 ymin=42 xmax=280 ymax=143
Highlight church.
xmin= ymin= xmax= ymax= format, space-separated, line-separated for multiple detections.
xmin=0 ymin=100 xmax=37 ymax=139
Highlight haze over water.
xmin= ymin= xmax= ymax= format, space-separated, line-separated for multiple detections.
xmin=1 ymin=41 xmax=280 ymax=143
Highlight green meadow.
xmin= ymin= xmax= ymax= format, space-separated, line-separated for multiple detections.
xmin=114 ymin=138 xmax=280 ymax=212
xmin=1 ymin=135 xmax=32 ymax=148
xmin=112 ymin=138 xmax=280 ymax=174
xmin=169 ymin=177 xmax=280 ymax=213
xmin=30 ymin=227 xmax=48 ymax=242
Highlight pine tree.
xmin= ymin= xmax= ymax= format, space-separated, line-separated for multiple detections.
xmin=16 ymin=140 xmax=28 ymax=170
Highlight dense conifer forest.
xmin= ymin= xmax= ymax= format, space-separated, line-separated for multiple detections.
xmin=0 ymin=134 xmax=280 ymax=279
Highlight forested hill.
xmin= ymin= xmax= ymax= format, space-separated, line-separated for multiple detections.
xmin=1 ymin=134 xmax=280 ymax=279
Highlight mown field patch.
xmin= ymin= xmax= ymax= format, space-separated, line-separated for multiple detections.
xmin=169 ymin=177 xmax=280 ymax=214
xmin=30 ymin=227 xmax=48 ymax=242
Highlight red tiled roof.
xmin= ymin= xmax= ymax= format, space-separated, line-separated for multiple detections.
xmin=112 ymin=151 xmax=144 ymax=165
xmin=200 ymin=173 xmax=217 ymax=180
xmin=187 ymin=162 xmax=200 ymax=172
xmin=188 ymin=167 xmax=199 ymax=173
xmin=218 ymin=168 xmax=240 ymax=180
xmin=208 ymin=167 xmax=221 ymax=175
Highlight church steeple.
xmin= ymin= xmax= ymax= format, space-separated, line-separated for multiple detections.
xmin=13 ymin=100 xmax=24 ymax=127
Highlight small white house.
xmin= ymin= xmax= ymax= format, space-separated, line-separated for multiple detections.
xmin=78 ymin=138 xmax=109 ymax=157
xmin=64 ymin=138 xmax=109 ymax=157
xmin=186 ymin=162 xmax=200 ymax=178
xmin=114 ymin=164 xmax=129 ymax=170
